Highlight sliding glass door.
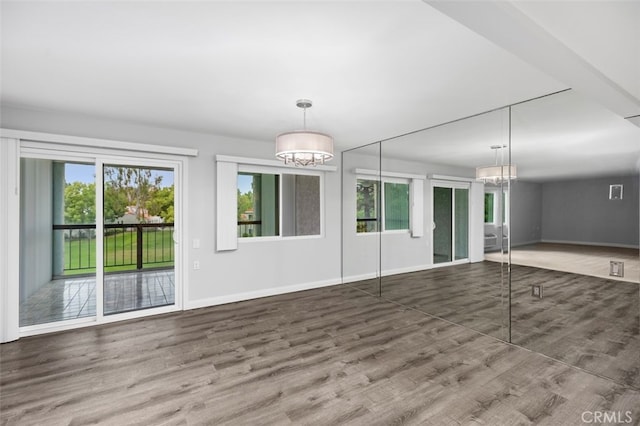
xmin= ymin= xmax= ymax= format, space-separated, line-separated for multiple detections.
xmin=19 ymin=158 xmax=98 ymax=327
xmin=19 ymin=148 xmax=181 ymax=332
xmin=433 ymin=182 xmax=469 ymax=265
xmin=102 ymin=163 xmax=176 ymax=315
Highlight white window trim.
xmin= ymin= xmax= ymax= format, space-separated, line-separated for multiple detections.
xmin=484 ymin=191 xmax=497 ymax=225
xmin=484 ymin=188 xmax=509 ymax=225
xmin=5 ymin=137 xmax=189 ymax=340
xmin=5 ymin=129 xmax=198 ymax=157
xmin=216 ymin=156 xmax=327 ymax=248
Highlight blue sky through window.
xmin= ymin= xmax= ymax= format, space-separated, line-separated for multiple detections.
xmin=65 ymin=163 xmax=174 ymax=187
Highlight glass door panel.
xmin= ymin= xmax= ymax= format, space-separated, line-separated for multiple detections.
xmin=433 ymin=187 xmax=453 ymax=264
xmin=103 ymin=164 xmax=175 ymax=315
xmin=454 ymin=188 xmax=469 ymax=260
xmin=19 ymin=159 xmax=97 ymax=326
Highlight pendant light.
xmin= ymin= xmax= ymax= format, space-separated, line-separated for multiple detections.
xmin=476 ymin=145 xmax=517 ymax=184
xmin=275 ymin=99 xmax=334 ymax=166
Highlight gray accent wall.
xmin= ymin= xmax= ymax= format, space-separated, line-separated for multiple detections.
xmin=541 ymin=175 xmax=640 ymax=247
xmin=511 ymin=180 xmax=543 ymax=246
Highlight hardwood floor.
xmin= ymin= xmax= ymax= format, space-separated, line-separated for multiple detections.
xmin=366 ymin=262 xmax=639 ymax=389
xmin=511 ymin=264 xmax=640 ymax=389
xmin=2 ymin=283 xmax=639 ymax=425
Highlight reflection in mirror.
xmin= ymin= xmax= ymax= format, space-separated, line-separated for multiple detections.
xmin=342 ymin=88 xmax=639 ymax=391
xmin=509 ymin=90 xmax=640 ymax=388
xmin=377 ymin=107 xmax=510 ymax=341
xmin=342 ymin=143 xmax=381 ymax=296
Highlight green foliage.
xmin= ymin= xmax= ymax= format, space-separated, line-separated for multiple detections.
xmin=64 ymin=229 xmax=174 ymax=275
xmin=64 ymin=166 xmax=174 ymax=225
xmin=147 ymin=186 xmax=175 ymax=223
xmin=64 ymin=182 xmax=96 ymax=224
xmin=356 ymin=179 xmax=378 ymax=219
xmin=237 ymin=189 xmax=254 ymax=220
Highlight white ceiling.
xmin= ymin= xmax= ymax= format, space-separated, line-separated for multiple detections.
xmin=373 ymin=90 xmax=640 ymax=182
xmin=1 ymin=1 xmax=639 ymax=179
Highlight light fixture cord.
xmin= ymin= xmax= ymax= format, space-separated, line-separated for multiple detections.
xmin=303 ymin=107 xmax=307 ymax=130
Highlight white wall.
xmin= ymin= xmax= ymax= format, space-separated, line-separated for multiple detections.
xmin=1 ymin=105 xmax=342 ymax=313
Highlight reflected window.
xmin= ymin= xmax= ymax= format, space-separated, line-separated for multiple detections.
xmin=484 ymin=192 xmax=495 ymax=223
xmin=357 ymin=179 xmax=410 ymax=233
xmin=357 ymin=179 xmax=379 ymax=233
xmin=384 ymin=182 xmax=409 ymax=230
xmin=484 ymin=189 xmax=508 ymax=225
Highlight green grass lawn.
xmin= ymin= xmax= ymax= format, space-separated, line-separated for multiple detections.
xmin=64 ymin=229 xmax=174 ymax=275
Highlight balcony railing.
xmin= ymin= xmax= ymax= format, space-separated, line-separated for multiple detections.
xmin=238 ymin=220 xmax=262 ymax=238
xmin=52 ymin=223 xmax=174 ymax=276
xmin=356 ymin=218 xmax=378 ymax=233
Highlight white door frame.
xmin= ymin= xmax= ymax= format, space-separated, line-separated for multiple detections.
xmin=430 ymin=180 xmax=471 ymax=266
xmin=3 ymin=137 xmax=189 ymax=339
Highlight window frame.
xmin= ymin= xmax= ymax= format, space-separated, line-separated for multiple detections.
xmin=484 ymin=188 xmax=509 ymax=225
xmin=237 ymin=164 xmax=324 ymax=242
xmin=356 ymin=175 xmax=410 ymax=235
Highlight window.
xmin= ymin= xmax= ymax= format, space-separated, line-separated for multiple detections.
xmin=237 ymin=171 xmax=321 ymax=239
xmin=356 ymin=179 xmax=379 ymax=233
xmin=484 ymin=190 xmax=508 ymax=225
xmin=357 ymin=178 xmax=410 ymax=233
xmin=484 ymin=192 xmax=495 ymax=223
xmin=384 ymin=182 xmax=409 ymax=230
xmin=237 ymin=173 xmax=279 ymax=237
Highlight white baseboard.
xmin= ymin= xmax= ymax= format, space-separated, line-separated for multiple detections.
xmin=541 ymin=239 xmax=640 ymax=250
xmin=343 ymin=262 xmax=461 ymax=284
xmin=381 ymin=264 xmax=433 ymax=277
xmin=184 ymin=278 xmax=342 ymax=310
xmin=341 ymin=273 xmax=378 ymax=284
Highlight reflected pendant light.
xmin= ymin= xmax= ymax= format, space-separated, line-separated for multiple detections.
xmin=276 ymin=99 xmax=334 ymax=166
xmin=476 ymin=145 xmax=517 ymax=184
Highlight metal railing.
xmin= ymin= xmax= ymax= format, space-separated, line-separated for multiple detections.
xmin=356 ymin=218 xmax=378 ymax=233
xmin=52 ymin=223 xmax=174 ymax=275
xmin=238 ymin=220 xmax=262 ymax=238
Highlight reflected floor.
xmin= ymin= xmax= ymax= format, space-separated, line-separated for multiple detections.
xmin=486 ymin=242 xmax=640 ymax=283
xmin=349 ymin=261 xmax=640 ymax=389
xmin=380 ymin=262 xmax=510 ymax=341
xmin=20 ymin=270 xmax=175 ymax=327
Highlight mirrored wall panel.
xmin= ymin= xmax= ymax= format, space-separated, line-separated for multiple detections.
xmin=509 ymin=90 xmax=640 ymax=388
xmin=341 ymin=88 xmax=639 ymax=389
xmin=342 ymin=142 xmax=381 ymax=296
xmin=377 ymin=108 xmax=511 ymax=341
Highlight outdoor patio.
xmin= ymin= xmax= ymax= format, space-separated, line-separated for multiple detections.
xmin=19 ymin=269 xmax=175 ymax=327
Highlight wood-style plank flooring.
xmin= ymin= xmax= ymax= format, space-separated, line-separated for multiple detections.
xmin=2 ymin=283 xmax=639 ymax=425
xmin=354 ymin=262 xmax=640 ymax=389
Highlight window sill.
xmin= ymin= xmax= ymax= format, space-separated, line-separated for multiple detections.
xmin=356 ymin=230 xmax=411 ymax=236
xmin=238 ymin=234 xmax=323 ymax=243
